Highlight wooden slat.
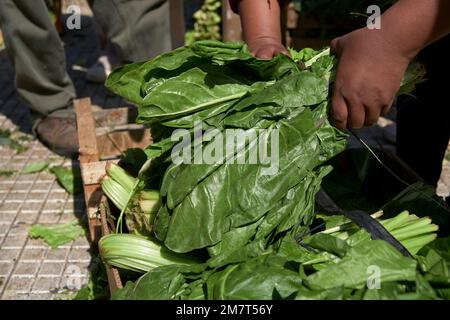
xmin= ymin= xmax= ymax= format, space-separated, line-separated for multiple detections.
xmin=74 ymin=98 xmax=102 ymax=243
xmin=99 ymin=199 xmax=123 ymax=293
xmin=80 ymin=161 xmax=110 ymax=185
xmin=75 ymin=98 xmax=99 ymax=161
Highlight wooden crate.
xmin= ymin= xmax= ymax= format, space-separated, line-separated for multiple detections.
xmin=75 ymin=98 xmax=152 ymax=293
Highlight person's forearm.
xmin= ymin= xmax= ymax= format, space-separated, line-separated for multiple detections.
xmin=238 ymin=0 xmax=282 ymax=45
xmin=380 ymin=0 xmax=450 ymax=59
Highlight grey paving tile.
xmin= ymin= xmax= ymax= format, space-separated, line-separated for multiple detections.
xmin=14 ymin=262 xmax=40 ymax=275
xmin=6 ymin=276 xmax=34 ymax=292
xmin=15 ymin=211 xmax=39 ymax=224
xmin=1 ymin=292 xmax=30 ymax=300
xmin=68 ymin=248 xmax=91 ymax=262
xmin=0 ymin=248 xmax=20 ymax=261
xmin=26 ymin=239 xmax=48 ymax=247
xmin=45 ymin=248 xmax=69 ymax=261
xmin=33 ymin=276 xmax=59 ymax=292
xmin=0 ymin=202 xmax=21 ymax=212
xmin=0 ymin=224 xmax=9 ymax=235
xmin=39 ymin=262 xmax=64 ymax=276
xmin=37 ymin=213 xmax=61 ymax=224
xmin=0 ymin=183 xmax=13 ymax=191
xmin=8 ymin=222 xmax=29 ymax=235
xmin=28 ymin=292 xmax=55 ymax=300
xmin=25 ymin=192 xmax=49 ymax=201
xmin=0 ymin=261 xmax=14 ymax=276
xmin=21 ymin=248 xmax=46 ymax=260
xmin=2 ymin=234 xmax=27 ymax=248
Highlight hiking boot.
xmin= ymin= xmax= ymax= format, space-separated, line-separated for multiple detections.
xmin=35 ymin=117 xmax=79 ymax=158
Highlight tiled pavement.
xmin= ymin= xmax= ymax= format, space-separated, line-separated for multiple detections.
xmin=0 ymin=2 xmax=127 ymax=300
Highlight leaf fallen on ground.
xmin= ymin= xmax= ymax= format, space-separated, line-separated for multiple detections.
xmin=28 ymin=220 xmax=86 ymax=249
xmin=50 ymin=166 xmax=83 ymax=195
xmin=0 ymin=129 xmax=29 ymax=153
xmin=22 ymin=161 xmax=49 ymax=174
xmin=0 ymin=170 xmax=15 ymax=177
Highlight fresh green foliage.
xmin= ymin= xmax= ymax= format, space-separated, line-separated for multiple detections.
xmin=0 ymin=170 xmax=15 ymax=177
xmin=28 ymin=220 xmax=86 ymax=249
xmin=101 ymin=163 xmax=160 ymax=236
xmin=22 ymin=161 xmax=49 ymax=174
xmin=104 ymin=40 xmax=437 ymax=300
xmin=99 ymin=234 xmax=201 ymax=273
xmin=50 ymin=166 xmax=83 ymax=195
xmin=0 ymin=129 xmax=29 ymax=153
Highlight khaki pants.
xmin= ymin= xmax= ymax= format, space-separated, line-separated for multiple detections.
xmin=0 ymin=0 xmax=171 ymax=121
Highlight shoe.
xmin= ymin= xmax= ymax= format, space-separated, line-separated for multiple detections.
xmin=86 ymin=55 xmax=115 ymax=83
xmin=35 ymin=117 xmax=79 ymax=158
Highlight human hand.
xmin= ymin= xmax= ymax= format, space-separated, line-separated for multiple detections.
xmin=248 ymin=36 xmax=289 ymax=60
xmin=330 ymin=28 xmax=411 ymax=130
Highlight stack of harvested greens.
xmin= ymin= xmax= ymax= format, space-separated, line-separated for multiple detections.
xmin=98 ymin=40 xmax=449 ymax=300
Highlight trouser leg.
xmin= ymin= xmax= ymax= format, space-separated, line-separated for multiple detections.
xmin=0 ymin=0 xmax=76 ymax=122
xmin=89 ymin=0 xmax=171 ymax=63
xmin=397 ymin=36 xmax=450 ymax=188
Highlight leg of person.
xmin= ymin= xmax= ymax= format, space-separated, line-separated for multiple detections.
xmin=90 ymin=0 xmax=172 ymax=63
xmin=397 ymin=35 xmax=450 ymax=189
xmin=0 ymin=0 xmax=79 ymax=157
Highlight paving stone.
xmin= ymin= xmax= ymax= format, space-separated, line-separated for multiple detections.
xmin=45 ymin=248 xmax=69 ymax=261
xmin=28 ymin=292 xmax=55 ymax=300
xmin=33 ymin=276 xmax=59 ymax=292
xmin=4 ymin=192 xmax=27 ymax=201
xmin=31 ymin=182 xmax=53 ymax=191
xmin=72 ymin=237 xmax=90 ymax=247
xmin=0 ymin=248 xmax=20 ymax=261
xmin=0 ymin=224 xmax=9 ymax=235
xmin=9 ymin=222 xmax=30 ymax=235
xmin=0 ymin=261 xmax=13 ymax=276
xmin=1 ymin=292 xmax=30 ymax=300
xmin=48 ymin=190 xmax=68 ymax=201
xmin=20 ymin=201 xmax=43 ymax=212
xmin=14 ymin=262 xmax=40 ymax=275
xmin=37 ymin=213 xmax=61 ymax=224
xmin=6 ymin=276 xmax=34 ymax=292
xmin=21 ymin=248 xmax=46 ymax=260
xmin=0 ymin=202 xmax=21 ymax=211
xmin=0 ymin=212 xmax=16 ymax=223
xmin=39 ymin=262 xmax=64 ymax=276
xmin=15 ymin=211 xmax=39 ymax=224
xmin=2 ymin=234 xmax=27 ymax=248
xmin=10 ymin=182 xmax=33 ymax=192
xmin=26 ymin=238 xmax=48 ymax=247
xmin=0 ymin=182 xmax=13 ymax=192
xmin=42 ymin=201 xmax=65 ymax=211
xmin=68 ymin=247 xmax=91 ymax=262
xmin=26 ymin=192 xmax=49 ymax=201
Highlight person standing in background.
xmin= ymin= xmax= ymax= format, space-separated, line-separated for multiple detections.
xmin=0 ymin=0 xmax=171 ymax=157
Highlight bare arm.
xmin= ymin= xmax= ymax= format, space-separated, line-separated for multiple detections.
xmin=237 ymin=0 xmax=288 ymax=59
xmin=378 ymin=0 xmax=450 ymax=59
xmin=331 ymin=0 xmax=450 ymax=130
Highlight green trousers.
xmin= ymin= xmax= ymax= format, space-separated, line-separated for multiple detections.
xmin=0 ymin=0 xmax=171 ymax=121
